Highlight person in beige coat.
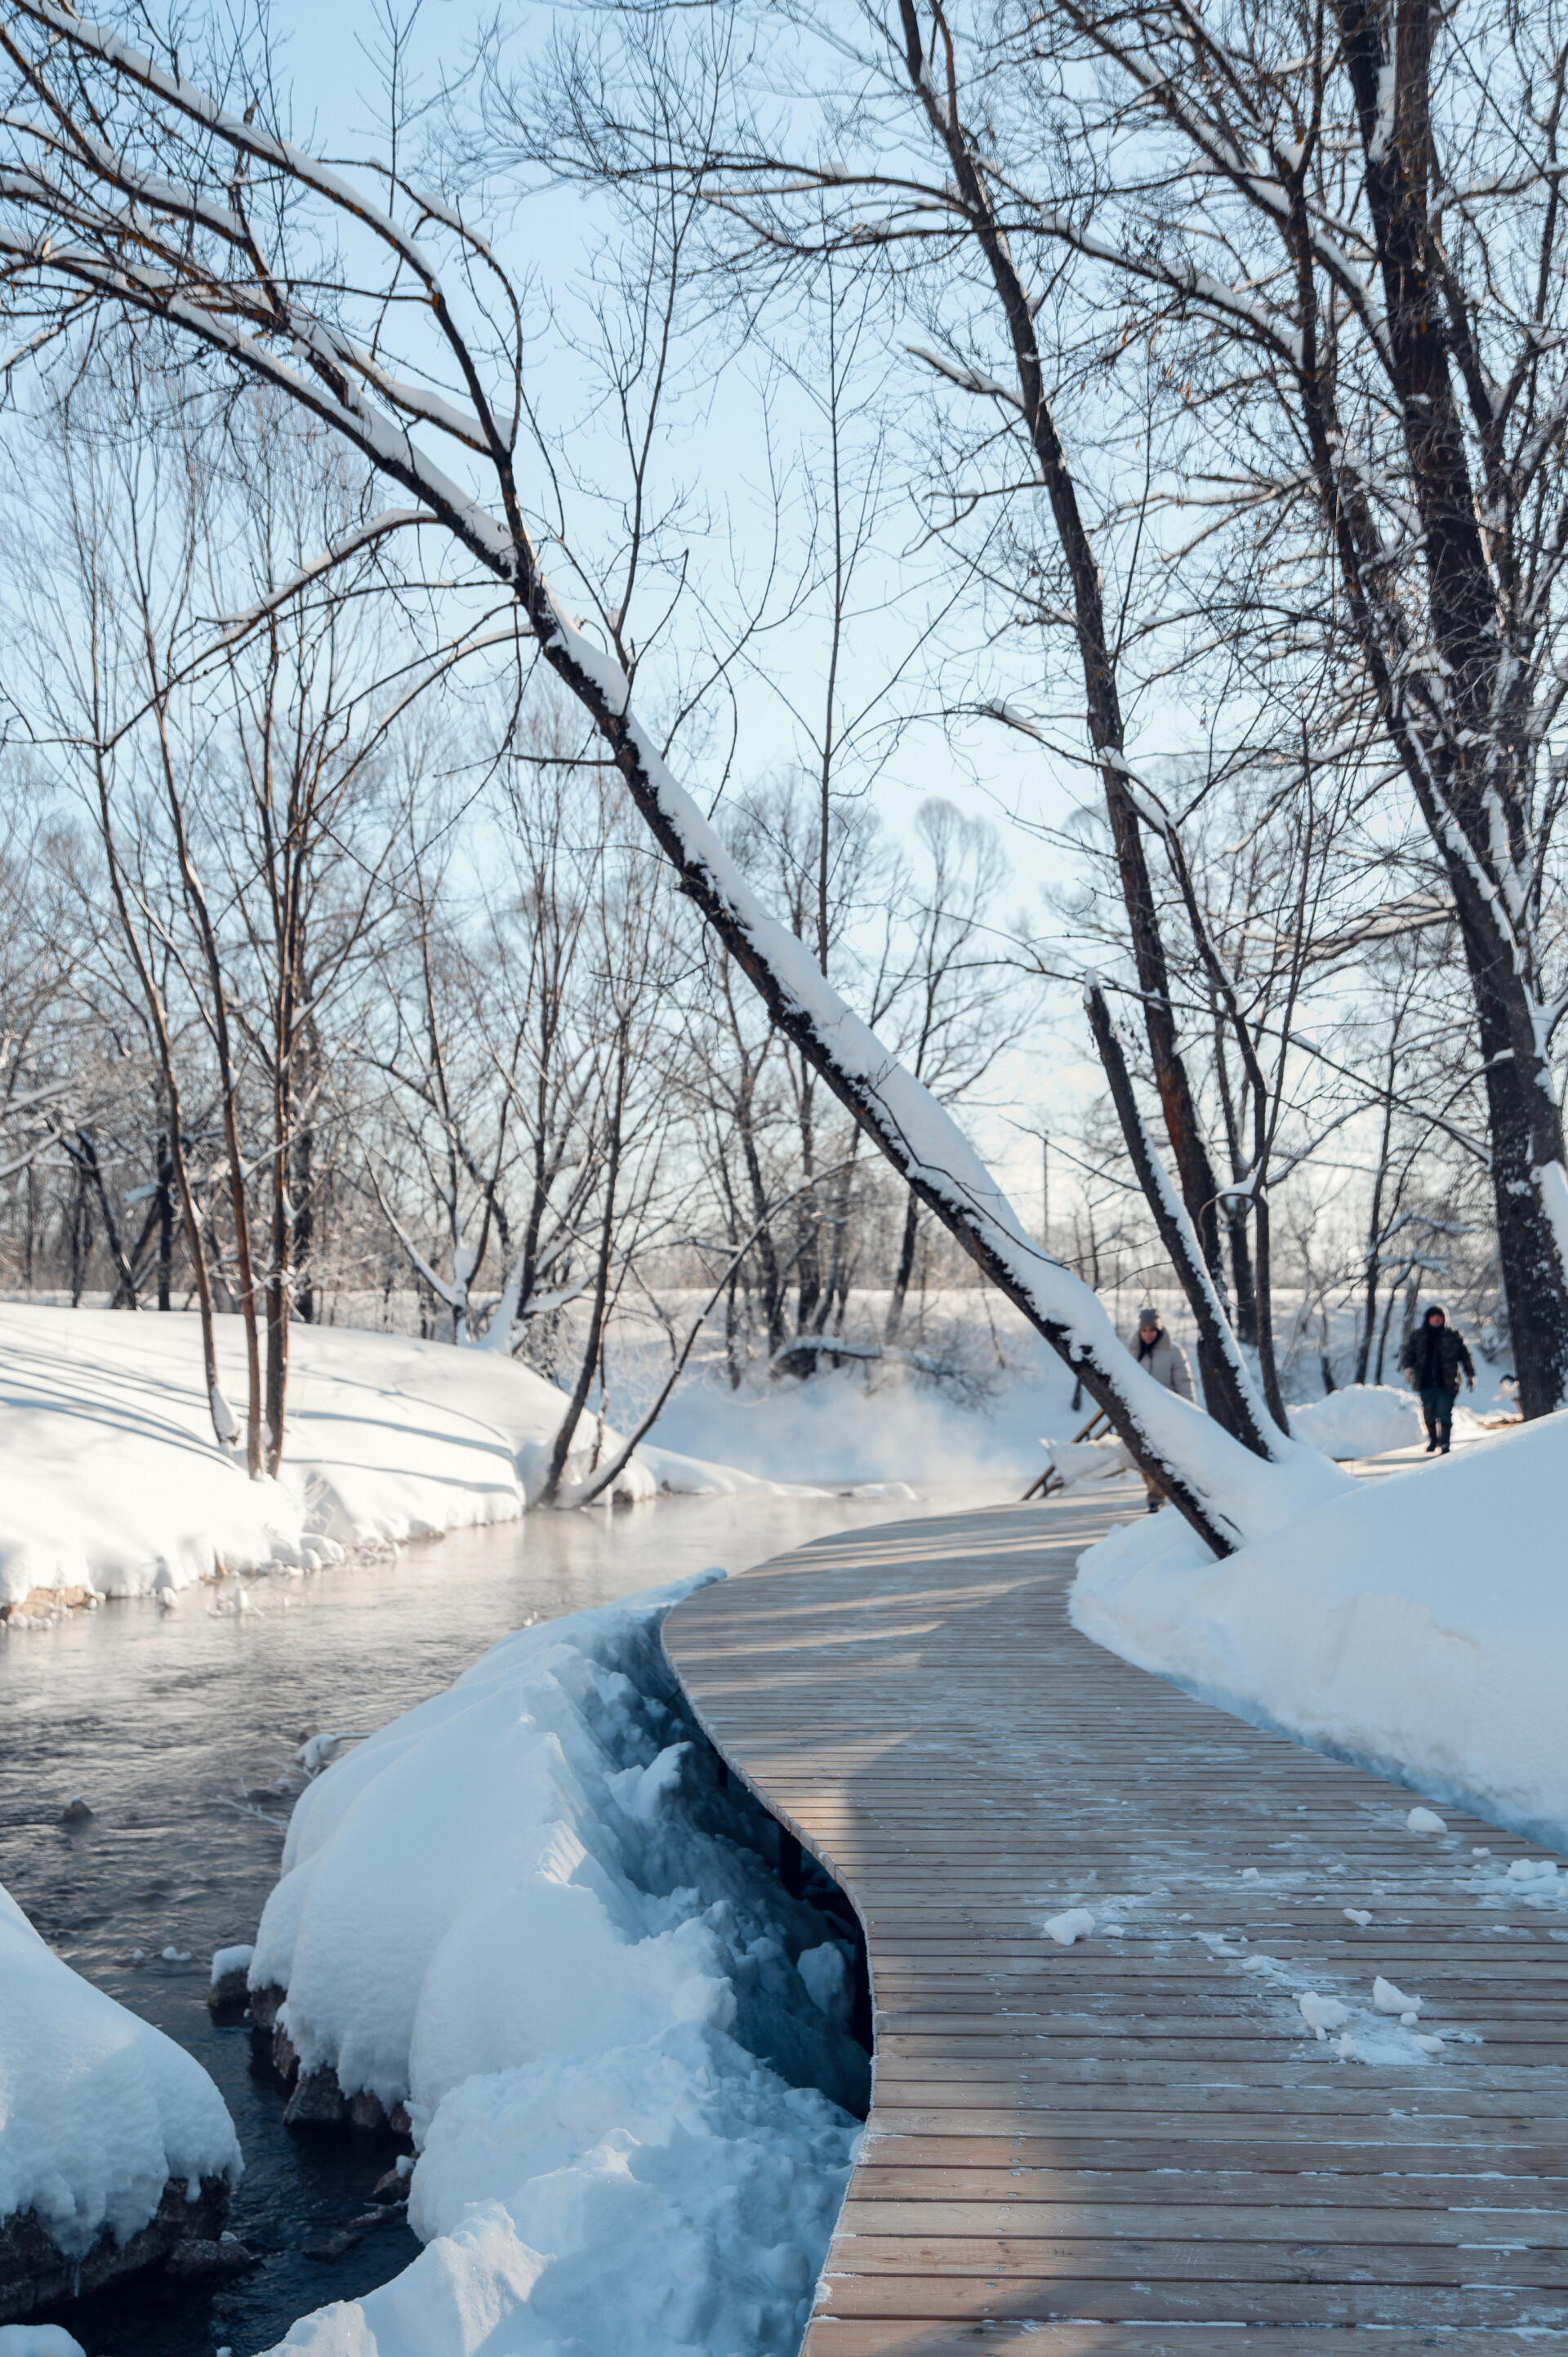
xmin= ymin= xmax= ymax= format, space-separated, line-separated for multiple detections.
xmin=1129 ymin=1306 xmax=1193 ymax=1512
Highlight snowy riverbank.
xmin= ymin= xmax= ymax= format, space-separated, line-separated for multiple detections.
xmin=1071 ymin=1410 xmax=1568 ymax=1847
xmin=249 ymin=1575 xmax=864 ymax=2356
xmin=0 ymin=1308 xmax=671 ymax=1611
xmin=0 ymin=1881 xmax=240 ymax=2321
xmin=0 ymin=1306 xmax=1059 ymax=1615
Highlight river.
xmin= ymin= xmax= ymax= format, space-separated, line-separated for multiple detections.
xmin=0 ymin=1478 xmax=1014 ymax=2357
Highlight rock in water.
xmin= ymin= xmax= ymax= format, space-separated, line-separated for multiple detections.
xmin=207 ymin=1945 xmax=254 ymax=2014
xmin=0 ymin=2179 xmax=231 ymax=2324
xmin=161 ymin=2235 xmax=257 ymax=2284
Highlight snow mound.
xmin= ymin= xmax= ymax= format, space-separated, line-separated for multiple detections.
xmin=635 ymin=1443 xmax=831 ymax=1500
xmin=253 ymin=1577 xmax=864 ymax=2357
xmin=0 ymin=1883 xmax=239 ymax=2258
xmin=1038 ymin=1435 xmax=1134 ymax=1490
xmin=0 ymin=1307 xmax=653 ymax=1608
xmin=1290 ymin=1385 xmax=1421 ymax=1459
xmin=1071 ymin=1412 xmax=1568 ymax=1847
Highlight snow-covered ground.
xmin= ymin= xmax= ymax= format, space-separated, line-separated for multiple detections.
xmin=4 ymin=1297 xmax=1515 ymax=1616
xmin=1287 ymin=1383 xmax=1421 ymax=1459
xmin=1071 ymin=1410 xmax=1568 ymax=1847
xmin=1285 ymin=1382 xmax=1506 ymax=1460
xmin=252 ymin=1576 xmax=863 ymax=2357
xmin=0 ymin=1306 xmax=666 ymax=1610
xmin=0 ymin=1879 xmax=239 ymax=2261
xmin=0 ymin=1304 xmax=1085 ymax=1613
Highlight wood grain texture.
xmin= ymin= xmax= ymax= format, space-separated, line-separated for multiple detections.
xmin=662 ymin=1493 xmax=1568 ymax=2347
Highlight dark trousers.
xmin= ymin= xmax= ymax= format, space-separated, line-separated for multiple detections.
xmin=1419 ymin=1385 xmax=1456 ymax=1444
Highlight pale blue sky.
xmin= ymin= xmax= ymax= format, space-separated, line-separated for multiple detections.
xmin=255 ymin=0 xmax=1105 ymax=1213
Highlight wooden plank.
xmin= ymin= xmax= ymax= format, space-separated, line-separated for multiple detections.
xmin=850 ymin=2163 xmax=1566 ymax=2203
xmin=659 ymin=1498 xmax=1568 ymax=2346
xmin=817 ymin=2276 xmax=1548 ymax=2325
xmin=817 ymin=2275 xmax=1543 ymax=2324
xmin=806 ymin=2327 xmax=1526 ymax=2355
xmin=831 ymin=2234 xmax=1565 ymax=2286
xmin=837 ymin=2196 xmax=1568 ymax=2244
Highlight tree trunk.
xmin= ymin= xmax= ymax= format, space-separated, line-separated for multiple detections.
xmin=1086 ymin=985 xmax=1281 ymax=1461
xmin=539 ymin=1048 xmax=626 ymax=1504
xmin=156 ymin=1125 xmax=174 ymax=1312
xmin=74 ymin=1133 xmax=139 ymax=1308
xmin=893 ymin=0 xmax=1236 ymax=1413
xmin=884 ymin=1188 xmax=920 ymax=1346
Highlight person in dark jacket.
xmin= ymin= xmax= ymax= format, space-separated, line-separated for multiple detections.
xmin=1399 ymin=1303 xmax=1476 ymax=1455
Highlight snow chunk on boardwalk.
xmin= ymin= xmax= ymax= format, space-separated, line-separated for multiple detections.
xmin=1071 ymin=1411 xmax=1568 ymax=1847
xmin=0 ymin=1306 xmax=653 ymax=1609
xmin=1043 ymin=1907 xmax=1095 ymax=1945
xmin=253 ymin=1576 xmax=862 ymax=2357
xmin=1297 ymin=1992 xmax=1350 ymax=2038
xmin=0 ymin=1882 xmax=238 ymax=2258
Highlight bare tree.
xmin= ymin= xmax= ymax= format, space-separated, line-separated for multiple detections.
xmin=0 ymin=4 xmax=1344 ymax=1550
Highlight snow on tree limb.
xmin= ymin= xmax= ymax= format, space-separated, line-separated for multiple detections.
xmin=0 ymin=0 xmax=1359 ymax=1550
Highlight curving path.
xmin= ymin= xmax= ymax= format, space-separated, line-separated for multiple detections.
xmin=663 ymin=1493 xmax=1568 ymax=2355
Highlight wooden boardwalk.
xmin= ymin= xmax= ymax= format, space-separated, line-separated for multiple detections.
xmin=662 ymin=1493 xmax=1568 ymax=2354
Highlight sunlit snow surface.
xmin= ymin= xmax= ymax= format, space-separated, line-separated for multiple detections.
xmin=1072 ymin=1410 xmax=1568 ymax=1846
xmin=0 ymin=1308 xmax=662 ymax=1607
xmin=0 ymin=1881 xmax=238 ymax=2258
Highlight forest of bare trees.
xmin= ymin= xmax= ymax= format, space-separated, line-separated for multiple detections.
xmin=1 ymin=0 xmax=1563 ymax=1553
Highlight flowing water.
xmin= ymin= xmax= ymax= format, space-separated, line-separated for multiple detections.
xmin=0 ymin=1479 xmax=1013 ymax=2357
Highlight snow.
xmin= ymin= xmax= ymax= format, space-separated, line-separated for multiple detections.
xmin=1071 ymin=1411 xmax=1568 ymax=1846
xmin=0 ymin=2332 xmax=87 ymax=2357
xmin=1036 ymin=1434 xmax=1134 ymax=1490
xmin=252 ymin=1577 xmax=863 ymax=2357
xmin=1406 ymin=1807 xmax=1447 ymax=1833
xmin=648 ymin=1350 xmax=1080 ymax=1492
xmin=1043 ymin=1908 xmax=1095 ymax=1945
xmin=0 ymin=1307 xmax=654 ymax=1609
xmin=0 ymin=1882 xmax=239 ymax=2258
xmin=634 ymin=1444 xmax=833 ymax=1501
xmin=1232 ymin=1947 xmax=1449 ymax=2065
xmin=1373 ymin=1976 xmax=1423 ymax=2018
xmin=1289 ymin=1384 xmax=1420 ymax=1459
xmin=1297 ymin=1992 xmax=1349 ymax=2038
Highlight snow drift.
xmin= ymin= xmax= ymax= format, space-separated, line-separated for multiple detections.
xmin=254 ymin=1576 xmax=864 ymax=2357
xmin=1288 ymin=1384 xmax=1422 ymax=1459
xmin=0 ymin=1882 xmax=238 ymax=2261
xmin=0 ymin=1306 xmax=656 ymax=1609
xmin=1071 ymin=1411 xmax=1568 ymax=1846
